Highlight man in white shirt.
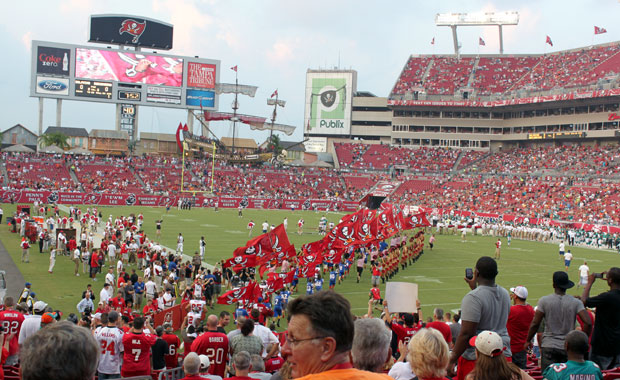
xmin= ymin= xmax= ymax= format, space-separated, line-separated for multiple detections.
xmin=558 ymin=240 xmax=565 ymax=261
xmin=177 ymin=233 xmax=184 ymax=255
xmin=153 ymin=262 xmax=163 ymax=291
xmin=100 ymin=283 xmax=112 ymax=305
xmin=577 ymin=261 xmax=589 ymax=288
xmin=250 ymin=310 xmax=279 ymax=358
xmin=564 ymin=250 xmax=573 ymax=271
xmin=262 ymin=221 xmax=269 ymax=234
xmin=105 ymin=268 xmax=115 ymax=293
xmin=94 ymin=310 xmax=124 ymax=379
xmin=145 ymin=277 xmax=157 ymax=302
xmin=107 ymin=243 xmax=117 ymax=264
xmin=18 ymin=301 xmax=47 ymax=344
xmin=48 ymin=248 xmax=56 ymax=274
xmin=73 ymin=248 xmax=81 ymax=276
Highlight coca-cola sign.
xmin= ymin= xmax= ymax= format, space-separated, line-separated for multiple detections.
xmin=36 ymin=46 xmax=70 ymax=76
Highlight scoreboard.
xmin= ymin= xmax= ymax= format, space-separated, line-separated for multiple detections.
xmin=30 ymin=40 xmax=220 ymax=111
xmin=528 ymin=131 xmax=587 ymax=140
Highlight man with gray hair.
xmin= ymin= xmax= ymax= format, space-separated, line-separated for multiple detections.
xmin=20 ymin=321 xmax=100 ymax=380
xmin=249 ymin=354 xmax=271 ymax=380
xmin=180 ymin=352 xmax=218 ymax=380
xmin=426 ymin=307 xmax=453 ymax=347
xmin=352 ymin=318 xmax=392 ymax=373
xmin=229 ymin=351 xmax=252 ymax=380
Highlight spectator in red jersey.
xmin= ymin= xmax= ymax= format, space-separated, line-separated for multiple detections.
xmin=190 ymin=315 xmax=229 ymax=378
xmin=506 ymin=286 xmax=535 ymax=370
xmin=383 ymin=299 xmax=423 ymax=350
xmin=121 ymin=316 xmax=157 ymax=378
xmin=0 ymin=297 xmax=24 ymax=365
xmin=90 ymin=249 xmax=100 ymax=280
xmin=426 ymin=308 xmax=453 ymax=347
xmin=20 ymin=321 xmax=99 ymax=380
xmin=369 ymin=284 xmax=382 ymax=313
xmin=162 ymin=323 xmax=181 ymax=369
xmin=264 ymin=348 xmax=285 ymax=374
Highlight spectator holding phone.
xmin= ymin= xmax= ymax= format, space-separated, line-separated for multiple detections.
xmin=448 ymin=257 xmax=511 ymax=380
xmin=580 ymin=267 xmax=620 ymax=370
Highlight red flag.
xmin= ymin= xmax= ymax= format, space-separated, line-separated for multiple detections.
xmin=402 ymin=211 xmax=431 ymax=230
xmin=594 ymin=26 xmax=607 ymax=35
xmin=546 ymin=35 xmax=553 ymax=47
xmin=222 ymin=254 xmax=257 ymax=271
xmin=271 ymin=89 xmax=278 ymax=98
xmin=431 ymin=37 xmax=435 ymax=45
xmin=268 ymin=271 xmax=296 ymax=284
xmin=233 ymin=224 xmax=293 ymax=265
xmin=230 ymin=65 xmax=238 ymax=72
xmin=479 ymin=37 xmax=485 ymax=46
xmin=266 ymin=276 xmax=284 ymax=293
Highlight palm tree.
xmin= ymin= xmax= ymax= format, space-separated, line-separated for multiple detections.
xmin=267 ymin=134 xmax=283 ymax=155
xmin=38 ymin=132 xmax=70 ymax=150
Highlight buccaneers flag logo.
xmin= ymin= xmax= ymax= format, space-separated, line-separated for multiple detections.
xmin=119 ymin=19 xmax=147 ymax=43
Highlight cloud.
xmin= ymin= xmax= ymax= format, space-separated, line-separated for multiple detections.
xmin=266 ymin=38 xmax=299 ymax=64
xmin=151 ymin=0 xmax=214 ymax=55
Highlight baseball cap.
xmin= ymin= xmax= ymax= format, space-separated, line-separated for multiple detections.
xmin=469 ymin=330 xmax=505 ymax=357
xmin=199 ymin=354 xmax=211 ymax=370
xmin=33 ymin=301 xmax=48 ymax=312
xmin=510 ymin=286 xmax=528 ymax=300
xmin=553 ymin=271 xmax=575 ymax=289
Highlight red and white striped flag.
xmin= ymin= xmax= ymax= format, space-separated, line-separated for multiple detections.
xmin=230 ymin=65 xmax=238 ymax=72
xmin=546 ymin=35 xmax=553 ymax=47
xmin=431 ymin=37 xmax=435 ymax=45
xmin=594 ymin=26 xmax=607 ymax=35
xmin=271 ymin=89 xmax=278 ymax=98
xmin=479 ymin=37 xmax=485 ymax=46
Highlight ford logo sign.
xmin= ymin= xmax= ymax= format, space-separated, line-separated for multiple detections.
xmin=38 ymin=79 xmax=67 ymax=92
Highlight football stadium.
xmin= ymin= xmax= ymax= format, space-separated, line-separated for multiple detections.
xmin=1 ymin=5 xmax=620 ymax=380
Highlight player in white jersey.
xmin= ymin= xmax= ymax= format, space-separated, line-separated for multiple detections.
xmin=94 ymin=311 xmax=124 ymax=379
xmin=176 ymin=233 xmax=184 ymax=255
xmin=193 ymin=280 xmax=203 ymax=299
xmin=186 ymin=299 xmax=206 ymax=327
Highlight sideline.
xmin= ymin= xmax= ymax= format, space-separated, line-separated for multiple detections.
xmin=0 ymin=239 xmax=26 ymax=301
xmin=57 ymin=205 xmax=214 ymax=270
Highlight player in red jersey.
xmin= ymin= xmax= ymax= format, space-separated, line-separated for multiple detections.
xmin=0 ymin=297 xmax=24 ymax=365
xmin=383 ymin=300 xmax=423 ymax=347
xmin=162 ymin=323 xmax=181 ymax=369
xmin=190 ymin=315 xmax=229 ymax=378
xmin=121 ymin=316 xmax=157 ymax=378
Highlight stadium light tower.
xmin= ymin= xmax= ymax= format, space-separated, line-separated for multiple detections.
xmin=435 ymin=11 xmax=519 ymax=58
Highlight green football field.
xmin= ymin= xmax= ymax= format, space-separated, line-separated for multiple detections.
xmin=0 ymin=203 xmax=617 ymax=332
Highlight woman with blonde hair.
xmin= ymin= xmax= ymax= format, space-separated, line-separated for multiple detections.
xmin=466 ymin=331 xmax=534 ymax=380
xmin=407 ymin=328 xmax=451 ymax=380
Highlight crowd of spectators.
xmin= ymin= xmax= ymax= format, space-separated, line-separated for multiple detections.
xmin=390 ymin=43 xmax=620 ymax=97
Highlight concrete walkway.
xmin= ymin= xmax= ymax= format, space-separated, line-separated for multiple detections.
xmin=0 ymin=239 xmax=26 ymax=301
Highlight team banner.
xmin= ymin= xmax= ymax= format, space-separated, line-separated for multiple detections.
xmin=0 ymin=190 xmax=358 ymax=211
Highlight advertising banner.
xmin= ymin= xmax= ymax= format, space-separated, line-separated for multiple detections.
xmin=186 ymin=89 xmax=215 ymax=107
xmin=187 ymin=62 xmax=216 ymax=89
xmin=35 ymin=76 xmax=69 ymax=96
xmin=146 ymin=86 xmax=182 ymax=104
xmin=305 ymin=71 xmax=356 ymax=136
xmin=303 ymin=137 xmax=328 ymax=153
xmin=75 ymin=48 xmax=184 ymax=87
xmin=36 ymin=46 xmax=71 ymax=76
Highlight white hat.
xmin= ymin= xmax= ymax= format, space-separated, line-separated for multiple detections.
xmin=469 ymin=330 xmax=505 ymax=357
xmin=198 ymin=354 xmax=211 ymax=370
xmin=33 ymin=301 xmax=48 ymax=312
xmin=510 ymin=286 xmax=528 ymax=300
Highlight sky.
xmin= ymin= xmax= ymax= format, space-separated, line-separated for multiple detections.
xmin=1 ymin=0 xmax=619 ymax=144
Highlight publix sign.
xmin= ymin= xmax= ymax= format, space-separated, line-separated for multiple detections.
xmin=305 ymin=71 xmax=356 ymax=135
xmin=35 ymin=76 xmax=69 ymax=96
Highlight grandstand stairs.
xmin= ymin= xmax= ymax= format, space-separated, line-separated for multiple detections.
xmin=421 ymin=57 xmax=435 ymax=84
xmin=128 ymin=166 xmax=147 ymax=190
xmin=66 ymin=161 xmax=83 ymax=192
xmin=590 ymin=48 xmax=620 ymax=76
xmin=506 ymin=58 xmax=545 ymax=93
xmin=460 ymin=151 xmax=491 ymax=172
xmin=451 ymin=151 xmax=464 ymax=173
xmin=466 ymin=57 xmax=480 ymax=88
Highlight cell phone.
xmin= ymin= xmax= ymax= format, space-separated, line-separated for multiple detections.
xmin=594 ymin=273 xmax=604 ymax=279
xmin=465 ymin=268 xmax=474 ymax=280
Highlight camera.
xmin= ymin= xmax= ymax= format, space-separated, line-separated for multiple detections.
xmin=594 ymin=273 xmax=605 ymax=279
xmin=465 ymin=268 xmax=474 ymax=280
